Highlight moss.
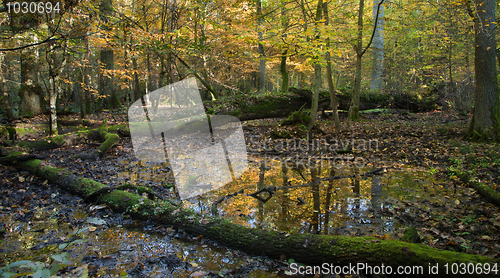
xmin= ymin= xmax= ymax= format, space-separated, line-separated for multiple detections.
xmin=227 ymin=108 xmax=242 ymax=117
xmin=0 ymin=126 xmax=8 ymax=140
xmin=402 ymin=227 xmax=421 ymax=243
xmin=97 ymin=121 xmax=108 ymax=137
xmin=15 ymin=127 xmax=29 ymax=138
xmin=0 ymin=151 xmax=25 ymax=163
xmin=6 ymin=127 xmax=16 ymax=140
xmin=206 ymin=108 xmax=216 ymax=115
xmin=52 ymin=135 xmax=65 ymax=145
xmin=21 ymin=140 xmax=63 ymax=150
xmin=280 ymin=109 xmax=311 ymax=126
xmin=270 ymin=130 xmax=292 ymax=139
xmin=469 ymin=181 xmax=500 ymax=206
xmin=97 ymin=133 xmax=119 ymax=157
xmin=108 ymin=124 xmax=128 ymax=132
xmin=246 ymin=101 xmax=281 ymax=114
xmin=137 ymin=186 xmax=156 ymax=200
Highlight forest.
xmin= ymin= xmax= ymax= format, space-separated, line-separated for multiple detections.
xmin=0 ymin=0 xmax=500 ymax=277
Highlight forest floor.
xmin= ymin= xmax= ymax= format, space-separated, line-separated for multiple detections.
xmin=1 ymin=109 xmax=500 ymax=276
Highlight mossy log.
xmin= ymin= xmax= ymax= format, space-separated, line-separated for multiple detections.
xmin=0 ymin=151 xmax=40 ymax=163
xmin=2 ymin=139 xmax=65 ymax=151
xmin=74 ymin=122 xmax=120 ymax=159
xmin=451 ymin=169 xmax=500 ymax=207
xmin=15 ymin=159 xmax=500 ymax=278
xmin=1 ymin=123 xmax=124 ymax=154
xmin=468 ymin=181 xmax=500 ymax=207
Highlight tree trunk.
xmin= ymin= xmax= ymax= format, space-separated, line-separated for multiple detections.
xmin=465 ymin=0 xmax=500 ymax=142
xmin=349 ymin=0 xmax=365 ymax=121
xmin=0 ymin=52 xmax=14 ymax=120
xmin=47 ymin=41 xmax=66 ymax=136
xmin=280 ymin=0 xmax=289 ymax=95
xmin=11 ymin=159 xmax=500 ymax=278
xmin=323 ymin=1 xmax=341 ymax=132
xmin=307 ymin=0 xmax=324 ymax=132
xmin=257 ymin=0 xmax=266 ymax=92
xmin=99 ymin=0 xmax=116 ymax=110
xmin=496 ymin=48 xmax=500 ymax=72
xmin=132 ymin=55 xmax=142 ymax=102
xmin=84 ymin=35 xmax=93 ymax=117
xmin=370 ymin=0 xmax=384 ymax=90
xmin=19 ymin=35 xmax=43 ymax=117
xmin=100 ymin=48 xmax=115 ymax=108
xmin=48 ymin=73 xmax=58 ymax=136
xmin=308 ymin=64 xmax=321 ymax=132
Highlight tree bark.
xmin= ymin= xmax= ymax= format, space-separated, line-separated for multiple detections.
xmin=370 ymin=0 xmax=384 ymax=90
xmin=0 ymin=52 xmax=14 ymax=120
xmin=465 ymin=0 xmax=500 ymax=142
xmin=9 ymin=159 xmax=499 ymax=278
xmin=349 ymin=0 xmax=365 ymax=122
xmin=307 ymin=0 xmax=324 ymax=132
xmin=308 ymin=63 xmax=321 ymax=132
xmin=257 ymin=0 xmax=266 ymax=92
xmin=99 ymin=0 xmax=117 ymax=110
xmin=280 ymin=0 xmax=289 ymax=95
xmin=84 ymin=35 xmax=93 ymax=116
xmin=19 ymin=34 xmax=43 ymax=117
xmin=323 ymin=1 xmax=341 ymax=132
xmin=47 ymin=41 xmax=66 ymax=136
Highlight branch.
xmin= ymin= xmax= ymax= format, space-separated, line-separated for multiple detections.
xmin=171 ymin=51 xmax=218 ymax=98
xmin=360 ymin=0 xmax=385 ymax=57
xmin=0 ymin=33 xmax=91 ymax=52
xmin=0 ymin=36 xmax=57 ymax=52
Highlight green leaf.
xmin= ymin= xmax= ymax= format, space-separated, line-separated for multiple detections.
xmin=2 ymin=260 xmax=33 ymax=269
xmin=86 ymin=217 xmax=107 ymax=226
xmin=6 ymin=272 xmax=37 ymax=278
xmin=32 ymin=269 xmax=50 ymax=278
xmin=49 ymin=264 xmax=60 ymax=275
xmin=1 ymin=272 xmax=20 ymax=278
xmin=72 ymin=226 xmax=90 ymax=235
xmin=59 ymin=239 xmax=86 ymax=250
xmin=51 ymin=252 xmax=69 ymax=264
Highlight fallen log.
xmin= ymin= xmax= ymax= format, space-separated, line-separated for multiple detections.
xmin=0 ymin=123 xmax=128 ymax=152
xmin=450 ymin=169 xmax=500 ymax=207
xmin=468 ymin=181 xmax=500 ymax=207
xmin=11 ymin=159 xmax=499 ymax=278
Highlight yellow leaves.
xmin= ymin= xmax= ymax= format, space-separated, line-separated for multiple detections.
xmin=372 ymin=233 xmax=391 ymax=240
xmin=329 ymin=49 xmax=342 ymax=58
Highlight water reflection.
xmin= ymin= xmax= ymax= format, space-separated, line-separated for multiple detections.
xmin=185 ymin=155 xmax=461 ymax=237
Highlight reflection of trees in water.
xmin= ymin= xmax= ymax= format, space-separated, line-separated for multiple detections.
xmin=323 ymin=166 xmax=335 ymax=235
xmin=278 ymin=162 xmax=289 ymax=231
xmin=371 ymin=175 xmax=382 ymax=213
xmin=209 ymin=156 xmax=389 ymax=235
xmin=310 ymin=164 xmax=320 ymax=234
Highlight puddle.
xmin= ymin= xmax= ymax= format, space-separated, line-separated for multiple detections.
xmin=42 ymin=142 xmax=466 ymax=239
xmin=182 ymin=155 xmax=466 ymax=237
xmin=0 ymin=203 xmax=287 ymax=277
xmin=57 ymin=145 xmax=464 ymax=239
